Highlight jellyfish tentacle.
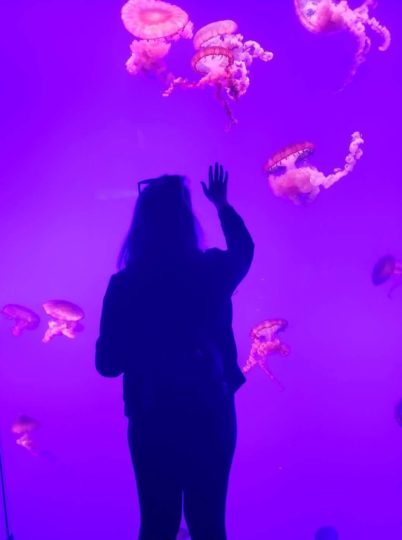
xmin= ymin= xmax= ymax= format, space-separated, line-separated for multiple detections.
xmin=323 ymin=131 xmax=364 ymax=189
xmin=366 ymin=16 xmax=391 ymax=51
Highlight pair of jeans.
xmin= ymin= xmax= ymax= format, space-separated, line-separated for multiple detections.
xmin=128 ymin=393 xmax=237 ymax=540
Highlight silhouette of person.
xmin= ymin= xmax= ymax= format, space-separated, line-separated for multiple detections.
xmin=96 ymin=163 xmax=254 ymax=540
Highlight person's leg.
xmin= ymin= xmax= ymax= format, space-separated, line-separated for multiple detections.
xmin=183 ymin=395 xmax=237 ymax=540
xmin=128 ymin=416 xmax=182 ymax=540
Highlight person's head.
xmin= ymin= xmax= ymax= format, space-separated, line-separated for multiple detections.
xmin=118 ymin=175 xmax=200 ymax=268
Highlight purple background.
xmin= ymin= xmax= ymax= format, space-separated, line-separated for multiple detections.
xmin=1 ymin=1 xmax=401 ymax=539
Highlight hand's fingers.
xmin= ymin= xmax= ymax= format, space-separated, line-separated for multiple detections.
xmin=201 ymin=181 xmax=209 ymax=197
xmin=215 ymin=162 xmax=219 ymax=183
xmin=218 ymin=164 xmax=223 ymax=184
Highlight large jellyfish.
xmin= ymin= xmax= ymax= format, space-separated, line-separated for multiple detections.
xmin=11 ymin=416 xmax=40 ymax=457
xmin=242 ymin=319 xmax=290 ymax=390
xmin=121 ymin=0 xmax=193 ymax=77
xmin=295 ymin=0 xmax=391 ymax=83
xmin=372 ymin=255 xmax=402 ymax=298
xmin=1 ymin=304 xmax=40 ymax=337
xmin=265 ymin=131 xmax=364 ymax=204
xmin=164 ymin=20 xmax=273 ymax=125
xmin=42 ymin=300 xmax=85 ymax=343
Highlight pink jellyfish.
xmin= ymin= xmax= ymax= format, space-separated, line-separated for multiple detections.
xmin=164 ymin=20 xmax=273 ymax=125
xmin=295 ymin=0 xmax=391 ymax=83
xmin=372 ymin=255 xmax=402 ymax=297
xmin=11 ymin=415 xmax=40 ymax=457
xmin=265 ymin=131 xmax=364 ymax=204
xmin=121 ymin=0 xmax=193 ymax=77
xmin=243 ymin=319 xmax=290 ymax=390
xmin=42 ymin=300 xmax=85 ymax=343
xmin=1 ymin=304 xmax=40 ymax=336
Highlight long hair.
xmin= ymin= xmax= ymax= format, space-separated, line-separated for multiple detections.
xmin=118 ymin=175 xmax=201 ymax=269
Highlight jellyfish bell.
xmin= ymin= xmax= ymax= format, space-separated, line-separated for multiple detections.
xmin=193 ymin=20 xmax=238 ymax=50
xmin=121 ymin=0 xmax=193 ymax=40
xmin=264 ymin=142 xmax=315 ymax=176
xmin=265 ymin=142 xmax=320 ymax=204
xmin=252 ymin=318 xmax=288 ymax=342
xmin=42 ymin=300 xmax=85 ymax=343
xmin=1 ymin=304 xmax=40 ymax=337
xmin=11 ymin=415 xmax=39 ymax=435
xmin=122 ymin=0 xmax=193 ymax=79
xmin=192 ymin=46 xmax=235 ymax=75
xmin=295 ymin=0 xmax=348 ymax=33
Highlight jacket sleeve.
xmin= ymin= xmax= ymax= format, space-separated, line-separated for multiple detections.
xmin=216 ymin=204 xmax=255 ymax=292
xmin=95 ymin=274 xmax=127 ymax=378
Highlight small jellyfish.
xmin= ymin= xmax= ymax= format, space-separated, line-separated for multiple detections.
xmin=42 ymin=300 xmax=85 ymax=343
xmin=265 ymin=131 xmax=364 ymax=204
xmin=315 ymin=526 xmax=339 ymax=540
xmin=164 ymin=20 xmax=273 ymax=125
xmin=372 ymin=255 xmax=402 ymax=297
xmin=243 ymin=319 xmax=290 ymax=390
xmin=11 ymin=415 xmax=40 ymax=457
xmin=295 ymin=0 xmax=391 ymax=83
xmin=121 ymin=0 xmax=193 ymax=77
xmin=1 ymin=304 xmax=40 ymax=337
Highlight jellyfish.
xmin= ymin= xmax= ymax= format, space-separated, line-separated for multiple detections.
xmin=265 ymin=131 xmax=364 ymax=204
xmin=42 ymin=300 xmax=85 ymax=343
xmin=121 ymin=0 xmax=193 ymax=77
xmin=295 ymin=0 xmax=391 ymax=83
xmin=11 ymin=416 xmax=40 ymax=457
xmin=164 ymin=20 xmax=273 ymax=125
xmin=315 ymin=526 xmax=339 ymax=540
xmin=372 ymin=255 xmax=402 ymax=297
xmin=243 ymin=319 xmax=290 ymax=390
xmin=1 ymin=304 xmax=40 ymax=337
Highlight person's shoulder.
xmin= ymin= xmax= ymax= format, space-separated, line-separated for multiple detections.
xmin=108 ymin=268 xmax=132 ymax=289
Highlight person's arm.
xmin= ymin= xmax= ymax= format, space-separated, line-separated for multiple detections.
xmin=202 ymin=163 xmax=254 ymax=290
xmin=95 ymin=274 xmax=127 ymax=378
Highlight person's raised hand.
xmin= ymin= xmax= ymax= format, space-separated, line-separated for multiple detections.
xmin=201 ymin=162 xmax=229 ymax=210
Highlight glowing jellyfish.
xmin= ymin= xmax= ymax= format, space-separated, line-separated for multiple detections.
xmin=1 ymin=304 xmax=40 ymax=337
xmin=265 ymin=131 xmax=364 ymax=204
xmin=164 ymin=20 xmax=273 ymax=125
xmin=372 ymin=255 xmax=402 ymax=297
xmin=295 ymin=0 xmax=391 ymax=83
xmin=11 ymin=415 xmax=40 ymax=457
xmin=242 ymin=319 xmax=290 ymax=390
xmin=121 ymin=0 xmax=193 ymax=77
xmin=42 ymin=300 xmax=85 ymax=343
xmin=315 ymin=526 xmax=339 ymax=540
